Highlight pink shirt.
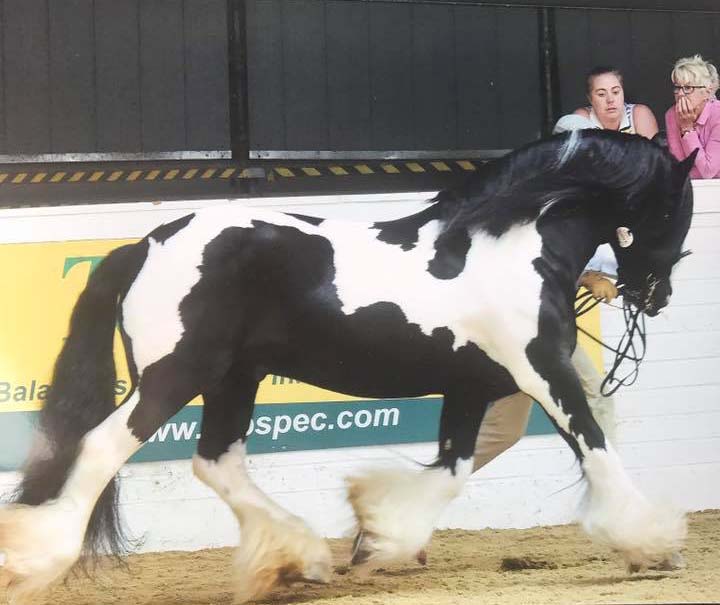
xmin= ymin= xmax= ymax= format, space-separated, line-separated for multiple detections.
xmin=665 ymin=98 xmax=720 ymax=179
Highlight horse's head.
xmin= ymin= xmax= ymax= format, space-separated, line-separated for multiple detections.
xmin=611 ymin=150 xmax=697 ymax=317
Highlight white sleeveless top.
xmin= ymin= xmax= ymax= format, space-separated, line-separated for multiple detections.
xmin=585 ymin=244 xmax=618 ymax=277
xmin=587 ymin=103 xmax=636 ymax=134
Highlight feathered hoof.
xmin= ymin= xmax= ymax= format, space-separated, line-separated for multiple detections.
xmin=346 ymin=467 xmax=463 ymax=567
xmin=628 ymin=551 xmax=686 ymax=574
xmin=350 ymin=530 xmax=373 ymax=566
xmin=350 ymin=530 xmax=430 ymax=568
xmin=583 ymin=493 xmax=687 ymax=573
xmin=232 ymin=508 xmax=332 ymax=604
xmin=0 ymin=502 xmax=84 ymax=604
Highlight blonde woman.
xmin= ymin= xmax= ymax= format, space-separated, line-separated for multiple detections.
xmin=665 ymin=54 xmax=720 ymax=179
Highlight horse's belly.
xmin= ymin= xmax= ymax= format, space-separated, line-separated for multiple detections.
xmin=267 ymin=309 xmax=517 ymax=401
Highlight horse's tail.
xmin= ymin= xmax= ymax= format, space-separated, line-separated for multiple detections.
xmin=15 ymin=240 xmax=148 ymax=561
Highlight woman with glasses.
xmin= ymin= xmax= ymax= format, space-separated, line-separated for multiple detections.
xmin=665 ymin=54 xmax=720 ymax=179
xmin=554 ymin=66 xmax=658 ymax=138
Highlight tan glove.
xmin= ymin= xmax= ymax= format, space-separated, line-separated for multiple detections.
xmin=580 ymin=271 xmax=618 ymax=302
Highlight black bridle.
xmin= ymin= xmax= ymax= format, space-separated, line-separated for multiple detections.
xmin=574 ymin=286 xmax=647 ymax=396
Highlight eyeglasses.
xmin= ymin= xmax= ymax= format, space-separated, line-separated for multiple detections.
xmin=672 ymin=84 xmax=706 ymax=95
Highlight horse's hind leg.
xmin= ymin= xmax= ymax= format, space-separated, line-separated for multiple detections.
xmin=348 ymin=386 xmax=487 ymax=565
xmin=0 ymin=356 xmax=202 ymax=604
xmin=0 ymin=394 xmax=141 ymax=604
xmin=192 ymin=369 xmax=331 ymax=604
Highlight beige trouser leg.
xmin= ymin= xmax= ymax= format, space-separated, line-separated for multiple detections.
xmin=473 ymin=348 xmax=617 ymax=472
xmin=472 ymin=391 xmax=533 ymax=471
xmin=571 ymin=345 xmax=617 ymax=445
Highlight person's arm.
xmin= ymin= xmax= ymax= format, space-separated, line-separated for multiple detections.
xmin=665 ymin=108 xmax=686 ymax=162
xmin=678 ymin=120 xmax=720 ymax=179
xmin=632 ymin=104 xmax=659 ymax=139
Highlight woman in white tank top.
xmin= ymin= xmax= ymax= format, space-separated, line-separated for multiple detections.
xmin=572 ymin=66 xmax=658 ymax=138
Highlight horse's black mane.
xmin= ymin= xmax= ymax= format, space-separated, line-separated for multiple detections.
xmin=373 ymin=130 xmax=688 ymax=265
xmin=432 ymin=130 xmax=675 ymax=237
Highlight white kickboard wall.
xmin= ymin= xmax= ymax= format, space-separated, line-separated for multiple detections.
xmin=0 ymin=182 xmax=718 ymax=553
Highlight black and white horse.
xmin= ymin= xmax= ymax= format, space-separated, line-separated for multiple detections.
xmin=0 ymin=131 xmax=696 ymax=604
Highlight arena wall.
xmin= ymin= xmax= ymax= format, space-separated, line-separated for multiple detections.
xmin=0 ymin=183 xmax=718 ymax=553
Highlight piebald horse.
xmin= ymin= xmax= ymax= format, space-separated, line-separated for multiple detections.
xmin=0 ymin=131 xmax=696 ymax=603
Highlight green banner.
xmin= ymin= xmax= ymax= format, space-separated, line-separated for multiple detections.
xmin=0 ymin=399 xmax=554 ymax=471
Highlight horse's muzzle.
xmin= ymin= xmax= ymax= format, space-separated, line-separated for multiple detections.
xmin=620 ymin=275 xmax=668 ymax=317
xmin=643 ymin=302 xmax=662 ymax=317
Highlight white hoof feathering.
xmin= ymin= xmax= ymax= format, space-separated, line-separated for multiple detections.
xmin=0 ymin=500 xmax=85 ymax=604
xmin=346 ymin=463 xmax=469 ymax=564
xmin=233 ymin=505 xmax=332 ymax=604
xmin=581 ymin=449 xmax=687 ymax=570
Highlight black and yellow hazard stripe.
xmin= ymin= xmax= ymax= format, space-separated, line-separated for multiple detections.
xmin=269 ymin=159 xmax=479 ymax=179
xmin=0 ymin=159 xmax=479 ymax=186
xmin=0 ymin=167 xmax=262 ymax=185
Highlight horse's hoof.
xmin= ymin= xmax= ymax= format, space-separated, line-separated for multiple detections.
xmin=416 ymin=549 xmax=427 ymax=566
xmin=350 ymin=531 xmax=372 ymax=565
xmin=0 ymin=502 xmax=85 ymax=604
xmin=649 ymin=552 xmax=685 ymax=571
xmin=302 ymin=559 xmax=332 ymax=584
xmin=627 ymin=551 xmax=685 ymax=574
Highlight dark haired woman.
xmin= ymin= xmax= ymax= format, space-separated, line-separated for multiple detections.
xmin=576 ymin=66 xmax=658 ymax=137
xmin=555 ymin=66 xmax=658 ymax=138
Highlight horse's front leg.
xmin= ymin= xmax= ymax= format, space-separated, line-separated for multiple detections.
xmin=517 ymin=332 xmax=685 ymax=571
xmin=347 ymin=386 xmax=487 ymax=566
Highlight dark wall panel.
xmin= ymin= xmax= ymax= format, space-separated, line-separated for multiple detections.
xmin=95 ymin=0 xmax=141 ymax=152
xmin=49 ymin=0 xmax=95 ymax=152
xmin=0 ymin=0 xmax=229 ymax=157
xmin=413 ymin=4 xmax=456 ymax=150
xmin=2 ymin=0 xmax=716 ymax=160
xmin=4 ymin=0 xmax=50 ymax=153
xmin=673 ymin=12 xmax=718 ymax=65
xmin=184 ymin=0 xmax=229 ymax=150
xmin=0 ymin=0 xmax=5 ymax=152
xmin=326 ymin=0 xmax=370 ymax=150
xmin=283 ymin=0 xmax=327 ymax=150
xmin=246 ymin=0 xmax=542 ymax=154
xmin=588 ymin=12 xmax=632 ymax=73
xmin=455 ymin=6 xmax=500 ymax=149
xmin=246 ymin=0 xmax=285 ymax=149
xmin=497 ymin=8 xmax=541 ymax=147
xmin=556 ymin=10 xmax=590 ymax=115
xmin=629 ymin=11 xmax=674 ymax=126
xmin=368 ymin=3 xmax=414 ymax=149
xmin=139 ymin=0 xmax=186 ymax=151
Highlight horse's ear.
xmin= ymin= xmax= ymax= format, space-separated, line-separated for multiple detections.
xmin=674 ymin=149 xmax=699 ymax=184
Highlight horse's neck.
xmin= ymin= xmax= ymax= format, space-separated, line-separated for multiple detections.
xmin=536 ymin=212 xmax=611 ymax=282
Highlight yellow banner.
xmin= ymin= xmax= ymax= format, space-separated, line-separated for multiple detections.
xmin=0 ymin=239 xmax=601 ymax=413
xmin=0 ymin=240 xmax=371 ymax=412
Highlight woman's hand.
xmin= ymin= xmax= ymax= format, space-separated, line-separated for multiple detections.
xmin=580 ymin=272 xmax=618 ymax=302
xmin=675 ymin=95 xmax=699 ymax=132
